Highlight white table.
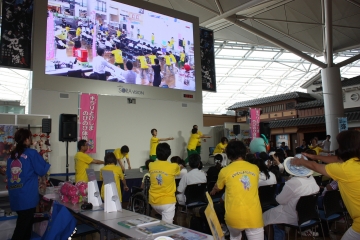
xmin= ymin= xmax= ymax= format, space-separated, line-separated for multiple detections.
xmin=79 ymin=209 xmax=139 ymax=222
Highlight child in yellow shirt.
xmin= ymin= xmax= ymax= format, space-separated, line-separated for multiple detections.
xmin=100 ymin=152 xmax=129 ymax=201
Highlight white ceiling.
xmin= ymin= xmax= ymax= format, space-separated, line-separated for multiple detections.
xmin=1 ymin=0 xmax=360 ymax=115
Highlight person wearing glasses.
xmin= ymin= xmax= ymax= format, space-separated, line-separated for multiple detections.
xmin=75 ymin=139 xmax=104 ymax=183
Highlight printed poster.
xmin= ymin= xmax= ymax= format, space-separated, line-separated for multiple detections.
xmin=250 ymin=108 xmax=260 ymax=140
xmin=79 ymin=93 xmax=98 ymax=153
xmin=338 ymin=117 xmax=348 ymax=133
xmin=275 ymin=134 xmax=289 ymax=148
xmin=204 ymin=192 xmax=224 ymax=240
xmin=200 ymin=27 xmax=216 ymax=92
xmin=0 ymin=0 xmax=33 ymax=68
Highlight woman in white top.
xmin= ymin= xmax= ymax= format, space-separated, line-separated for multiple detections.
xmin=170 ymin=156 xmax=187 ymax=179
xmin=253 ymin=158 xmax=277 ymax=187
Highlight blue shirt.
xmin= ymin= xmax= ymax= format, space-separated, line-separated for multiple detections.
xmin=6 ymin=148 xmax=51 ymax=211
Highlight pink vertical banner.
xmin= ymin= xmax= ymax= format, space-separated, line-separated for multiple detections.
xmin=250 ymin=108 xmax=261 ymax=140
xmin=79 ymin=94 xmax=98 ymax=153
xmin=46 ymin=12 xmax=55 ymax=60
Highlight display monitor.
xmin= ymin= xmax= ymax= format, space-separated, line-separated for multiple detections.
xmin=45 ymin=0 xmax=195 ymax=91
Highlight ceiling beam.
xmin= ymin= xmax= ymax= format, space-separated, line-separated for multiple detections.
xmin=225 ymin=16 xmax=327 ymax=68
xmin=324 ymin=0 xmax=333 ymax=67
xmin=200 ymin=0 xmax=267 ymax=27
xmin=335 ymin=54 xmax=360 ymax=68
xmin=184 ymin=0 xmax=219 ymax=15
xmin=214 ymin=0 xmax=224 ymax=14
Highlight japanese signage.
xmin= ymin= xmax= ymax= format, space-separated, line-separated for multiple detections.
xmin=200 ymin=27 xmax=216 ymax=92
xmin=79 ymin=93 xmax=98 ymax=153
xmin=0 ymin=0 xmax=33 ymax=68
xmin=250 ymin=108 xmax=260 ymax=140
xmin=338 ymin=117 xmax=348 ymax=133
xmin=276 ymin=134 xmax=289 ymax=148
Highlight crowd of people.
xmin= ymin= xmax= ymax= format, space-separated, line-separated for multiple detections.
xmin=4 ymin=126 xmax=360 ymax=240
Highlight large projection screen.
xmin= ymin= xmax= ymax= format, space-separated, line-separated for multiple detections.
xmin=32 ymin=0 xmax=202 ymax=102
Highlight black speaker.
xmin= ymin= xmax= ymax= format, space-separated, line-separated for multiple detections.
xmin=42 ymin=118 xmax=52 ymax=134
xmin=260 ymin=122 xmax=270 ymax=138
xmin=59 ymin=114 xmax=77 ymax=142
xmin=233 ymin=125 xmax=240 ymax=135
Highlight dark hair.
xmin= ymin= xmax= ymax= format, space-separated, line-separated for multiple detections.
xmin=126 ymin=61 xmax=133 ymax=70
xmin=154 ymin=59 xmax=159 ymax=65
xmin=286 ymin=150 xmax=294 ymax=157
xmin=151 ymin=128 xmax=157 ymax=135
xmin=198 ymin=160 xmax=203 ymax=170
xmin=170 ymin=156 xmax=181 ymax=164
xmin=116 ymin=43 xmax=121 ymax=49
xmin=220 ymin=137 xmax=228 ymax=144
xmin=281 ymin=142 xmax=285 ymax=145
xmin=156 ymin=143 xmax=171 ymax=160
xmin=179 ymin=159 xmax=186 ymax=168
xmin=193 ymin=125 xmax=197 ymax=128
xmin=336 ymin=130 xmax=360 ymax=161
xmin=77 ymin=139 xmax=87 ymax=151
xmin=259 ymin=152 xmax=268 ymax=161
xmin=120 ymin=145 xmax=129 ymax=153
xmin=145 ymin=159 xmax=153 ymax=170
xmin=106 ymin=37 xmax=110 ymax=41
xmin=253 ymin=158 xmax=270 ymax=179
xmin=275 ymin=149 xmax=285 ymax=163
xmin=97 ymin=48 xmax=105 ymax=56
xmin=295 ymin=147 xmax=304 ymax=154
xmin=214 ymin=154 xmax=223 ymax=161
xmin=304 ymin=149 xmax=317 ymax=155
xmin=245 ymin=153 xmax=256 ymax=163
xmin=104 ymin=152 xmax=117 ymax=165
xmin=191 ymin=128 xmax=197 ymax=134
xmin=327 ymin=135 xmax=331 ymax=139
xmin=189 ymin=154 xmax=201 ymax=168
xmin=226 ymin=141 xmax=247 ymax=161
xmin=10 ymin=129 xmax=32 ymax=159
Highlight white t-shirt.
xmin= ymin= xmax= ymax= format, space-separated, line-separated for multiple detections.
xmin=176 ymin=168 xmax=187 ymax=179
xmin=323 ymin=140 xmax=331 ymax=152
xmin=92 ymin=56 xmax=113 ymax=74
xmin=259 ymin=171 xmax=277 ymax=187
xmin=177 ymin=169 xmax=207 ymax=193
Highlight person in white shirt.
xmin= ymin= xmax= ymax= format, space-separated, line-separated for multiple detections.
xmin=252 ymin=158 xmax=277 ymax=187
xmin=171 ymin=156 xmax=187 ymax=179
xmin=92 ymin=48 xmax=115 ymax=80
xmin=176 ymin=154 xmax=206 ymax=205
xmin=320 ymin=135 xmax=331 ymax=152
xmin=263 ymin=157 xmax=319 ymax=236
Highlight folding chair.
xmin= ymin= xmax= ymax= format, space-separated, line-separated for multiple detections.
xmin=319 ymin=190 xmax=349 ymax=235
xmin=282 ymin=194 xmax=325 ymax=240
xmin=207 ymin=180 xmax=224 ymax=203
xmin=258 ymin=184 xmax=278 ymax=212
xmin=179 ymin=183 xmax=208 ymax=213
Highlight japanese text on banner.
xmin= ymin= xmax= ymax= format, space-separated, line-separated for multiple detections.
xmin=79 ymin=94 xmax=98 ymax=153
xmin=250 ymin=108 xmax=261 ymax=140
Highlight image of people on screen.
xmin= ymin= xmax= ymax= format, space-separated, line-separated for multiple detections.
xmin=45 ymin=0 xmax=195 ymax=91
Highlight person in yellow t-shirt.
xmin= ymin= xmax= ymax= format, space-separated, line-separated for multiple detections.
xmin=170 ymin=37 xmax=174 ymax=50
xmin=163 ymin=52 xmax=173 ymax=76
xmin=182 ymin=38 xmax=186 ymax=49
xmin=292 ymin=130 xmax=360 ymax=239
xmin=150 ymin=128 xmax=174 ymax=161
xmin=185 ymin=128 xmax=210 ymax=163
xmin=116 ymin=29 xmax=122 ymax=38
xmin=100 ymin=152 xmax=129 ymax=201
xmin=151 ymin=33 xmax=155 ymax=45
xmin=76 ymin=26 xmax=82 ymax=38
xmin=308 ymin=138 xmax=323 ymax=155
xmin=111 ymin=43 xmax=124 ymax=69
xmin=148 ymin=52 xmax=157 ymax=65
xmin=149 ymin=143 xmax=180 ymax=223
xmin=213 ymin=137 xmax=228 ymax=154
xmin=193 ymin=124 xmax=211 ymax=154
xmin=113 ymin=145 xmax=131 ymax=172
xmin=74 ymin=140 xmax=104 ymax=183
xmin=169 ymin=51 xmax=176 ymax=67
xmin=210 ymin=141 xmax=264 ymax=238
xmin=179 ymin=50 xmax=186 ymax=68
xmin=137 ymin=52 xmax=149 ymax=82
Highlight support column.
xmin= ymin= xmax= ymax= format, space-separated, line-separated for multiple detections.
xmin=321 ymin=67 xmax=344 ymax=151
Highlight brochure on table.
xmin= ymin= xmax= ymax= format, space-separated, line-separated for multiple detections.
xmin=118 ymin=216 xmax=160 ymax=228
xmin=168 ymin=229 xmax=208 ymax=240
xmin=136 ymin=223 xmax=182 ymax=236
xmin=86 ymin=169 xmax=102 ymax=207
xmin=102 ymin=170 xmax=122 ymax=213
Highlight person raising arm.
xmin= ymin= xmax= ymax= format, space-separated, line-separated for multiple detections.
xmin=149 ymin=128 xmax=174 ymax=161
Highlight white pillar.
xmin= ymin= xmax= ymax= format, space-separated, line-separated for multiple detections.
xmin=321 ymin=67 xmax=344 ymax=150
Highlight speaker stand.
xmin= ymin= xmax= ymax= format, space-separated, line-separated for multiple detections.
xmin=66 ymin=141 xmax=69 ymax=181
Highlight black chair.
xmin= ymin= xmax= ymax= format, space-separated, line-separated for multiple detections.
xmin=258 ymin=184 xmax=278 ymax=212
xmin=319 ymin=190 xmax=349 ymax=235
xmin=67 ymin=69 xmax=83 ymax=78
xmin=180 ymin=183 xmax=208 ymax=213
xmin=282 ymin=194 xmax=325 ymax=240
xmin=207 ymin=181 xmax=224 ymax=203
xmin=72 ymin=223 xmax=99 ymax=240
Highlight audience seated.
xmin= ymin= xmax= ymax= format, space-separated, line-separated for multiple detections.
xmin=206 ymin=156 xmax=222 ymax=182
xmin=140 ymin=159 xmax=153 ymax=189
xmin=253 ymin=158 xmax=277 ymax=187
xmin=171 ymin=156 xmax=187 ymax=179
xmin=176 ymin=154 xmax=207 ymax=205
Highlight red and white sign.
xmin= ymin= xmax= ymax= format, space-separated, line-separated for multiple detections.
xmin=250 ymin=108 xmax=260 ymax=140
xmin=79 ymin=93 xmax=98 ymax=153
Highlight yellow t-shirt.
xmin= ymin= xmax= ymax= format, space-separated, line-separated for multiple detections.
xmin=180 ymin=52 xmax=185 ymax=61
xmin=148 ymin=55 xmax=156 ymax=65
xmin=170 ymin=54 xmax=176 ymax=63
xmin=164 ymin=55 xmax=171 ymax=66
xmin=137 ymin=56 xmax=149 ymax=69
xmin=116 ymin=30 xmax=122 ymax=37
xmin=170 ymin=39 xmax=174 ymax=46
xmin=217 ymin=160 xmax=263 ymax=229
xmin=74 ymin=152 xmax=93 ymax=183
xmin=76 ymin=27 xmax=81 ymax=37
xmin=66 ymin=26 xmax=70 ymax=32
xmin=113 ymin=148 xmax=129 ymax=160
xmin=100 ymin=164 xmax=124 ymax=201
xmin=111 ymin=49 xmax=123 ymax=64
xmin=149 ymin=160 xmax=180 ymax=205
xmin=325 ymin=158 xmax=360 ymax=233
xmin=187 ymin=133 xmax=199 ymax=150
xmin=196 ymin=130 xmax=203 ymax=147
xmin=309 ymin=145 xmax=323 ymax=155
xmin=151 ymin=35 xmax=155 ymax=41
xmin=183 ymin=40 xmax=186 ymax=47
xmin=150 ymin=137 xmax=159 ymax=156
xmin=213 ymin=142 xmax=227 ymax=154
